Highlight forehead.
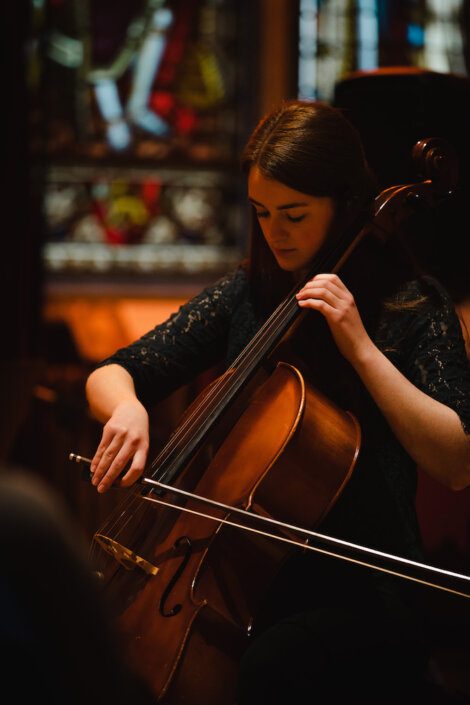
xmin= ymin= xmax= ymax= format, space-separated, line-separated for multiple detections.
xmin=248 ymin=166 xmax=311 ymax=204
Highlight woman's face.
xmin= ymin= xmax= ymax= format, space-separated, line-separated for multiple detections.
xmin=248 ymin=166 xmax=335 ymax=274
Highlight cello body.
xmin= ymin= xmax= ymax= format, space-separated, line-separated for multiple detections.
xmin=92 ymin=362 xmax=360 ymax=703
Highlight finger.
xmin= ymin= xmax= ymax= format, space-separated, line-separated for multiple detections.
xmin=90 ymin=441 xmax=107 ymax=474
xmin=91 ymin=447 xmax=118 ymax=486
xmin=96 ymin=446 xmax=137 ymax=493
xmin=298 ymin=277 xmax=343 ymax=300
xmin=91 ymin=437 xmax=127 ymax=486
xmin=119 ymin=449 xmax=148 ymax=488
xmin=308 ymin=273 xmax=349 ymax=295
xmin=90 ymin=425 xmax=118 ymax=472
xmin=312 ymin=272 xmax=345 ymax=285
xmin=297 ymin=297 xmax=337 ymax=318
xmin=296 ymin=284 xmax=342 ymax=308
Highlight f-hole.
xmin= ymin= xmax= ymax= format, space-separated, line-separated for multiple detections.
xmin=159 ymin=536 xmax=193 ymax=617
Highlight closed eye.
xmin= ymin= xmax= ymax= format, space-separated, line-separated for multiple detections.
xmin=255 ymin=210 xmax=269 ymax=219
xmin=286 ymin=214 xmax=306 ymax=223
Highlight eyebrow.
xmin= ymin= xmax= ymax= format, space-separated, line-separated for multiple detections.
xmin=249 ymin=197 xmax=309 ymax=210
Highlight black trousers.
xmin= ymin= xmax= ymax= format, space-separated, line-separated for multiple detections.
xmin=237 ymin=603 xmax=430 ymax=705
xmin=236 ymin=553 xmax=431 ymax=705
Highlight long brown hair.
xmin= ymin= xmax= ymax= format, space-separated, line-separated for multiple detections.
xmin=241 ymin=100 xmax=378 ymax=314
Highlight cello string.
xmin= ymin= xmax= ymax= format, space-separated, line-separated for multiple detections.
xmin=139 ymin=491 xmax=470 ymax=601
xmin=66 ymin=449 xmax=145 ymax=540
xmin=95 ymin=491 xmax=143 ymax=542
xmin=89 ymin=469 xmax=155 ymax=540
xmin=103 ymin=499 xmax=144 ymax=541
xmin=66 ymin=455 xmax=134 ymax=539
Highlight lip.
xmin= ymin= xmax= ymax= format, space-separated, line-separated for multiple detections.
xmin=273 ymin=247 xmax=296 ymax=254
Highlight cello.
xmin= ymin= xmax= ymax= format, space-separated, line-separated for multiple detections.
xmin=71 ymin=136 xmax=469 ymax=704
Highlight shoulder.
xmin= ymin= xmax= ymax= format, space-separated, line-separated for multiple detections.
xmin=376 ymin=275 xmax=466 ymax=358
xmin=381 ymin=275 xmax=458 ymax=328
xmin=196 ymin=264 xmax=249 ymax=309
xmin=167 ymin=264 xmax=248 ymax=325
xmin=401 ymin=275 xmax=460 ymax=337
xmin=387 ymin=275 xmax=454 ymax=310
xmin=376 ymin=276 xmax=470 ymax=403
xmin=216 ymin=263 xmax=249 ymax=298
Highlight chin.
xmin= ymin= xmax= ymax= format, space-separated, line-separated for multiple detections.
xmin=276 ymin=258 xmax=305 ymax=273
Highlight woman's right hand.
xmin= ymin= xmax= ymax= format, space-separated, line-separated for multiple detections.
xmin=90 ymin=398 xmax=150 ymax=493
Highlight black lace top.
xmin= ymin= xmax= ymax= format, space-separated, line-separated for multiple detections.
xmin=97 ymin=267 xmax=470 ymax=566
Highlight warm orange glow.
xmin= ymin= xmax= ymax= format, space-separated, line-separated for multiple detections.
xmin=44 ymin=297 xmax=186 ymax=362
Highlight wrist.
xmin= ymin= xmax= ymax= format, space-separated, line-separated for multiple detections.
xmin=349 ymin=338 xmax=382 ymax=373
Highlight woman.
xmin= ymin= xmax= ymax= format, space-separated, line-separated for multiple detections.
xmin=85 ymin=101 xmax=470 ymax=703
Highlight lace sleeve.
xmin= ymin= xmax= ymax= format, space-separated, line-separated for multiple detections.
xmin=95 ymin=267 xmax=248 ymax=406
xmin=395 ymin=278 xmax=470 ymax=435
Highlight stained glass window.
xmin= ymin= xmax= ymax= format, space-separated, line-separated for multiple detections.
xmin=27 ymin=0 xmax=253 ymax=282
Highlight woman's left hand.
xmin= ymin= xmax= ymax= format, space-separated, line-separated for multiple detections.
xmin=296 ymin=273 xmax=375 ymax=365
